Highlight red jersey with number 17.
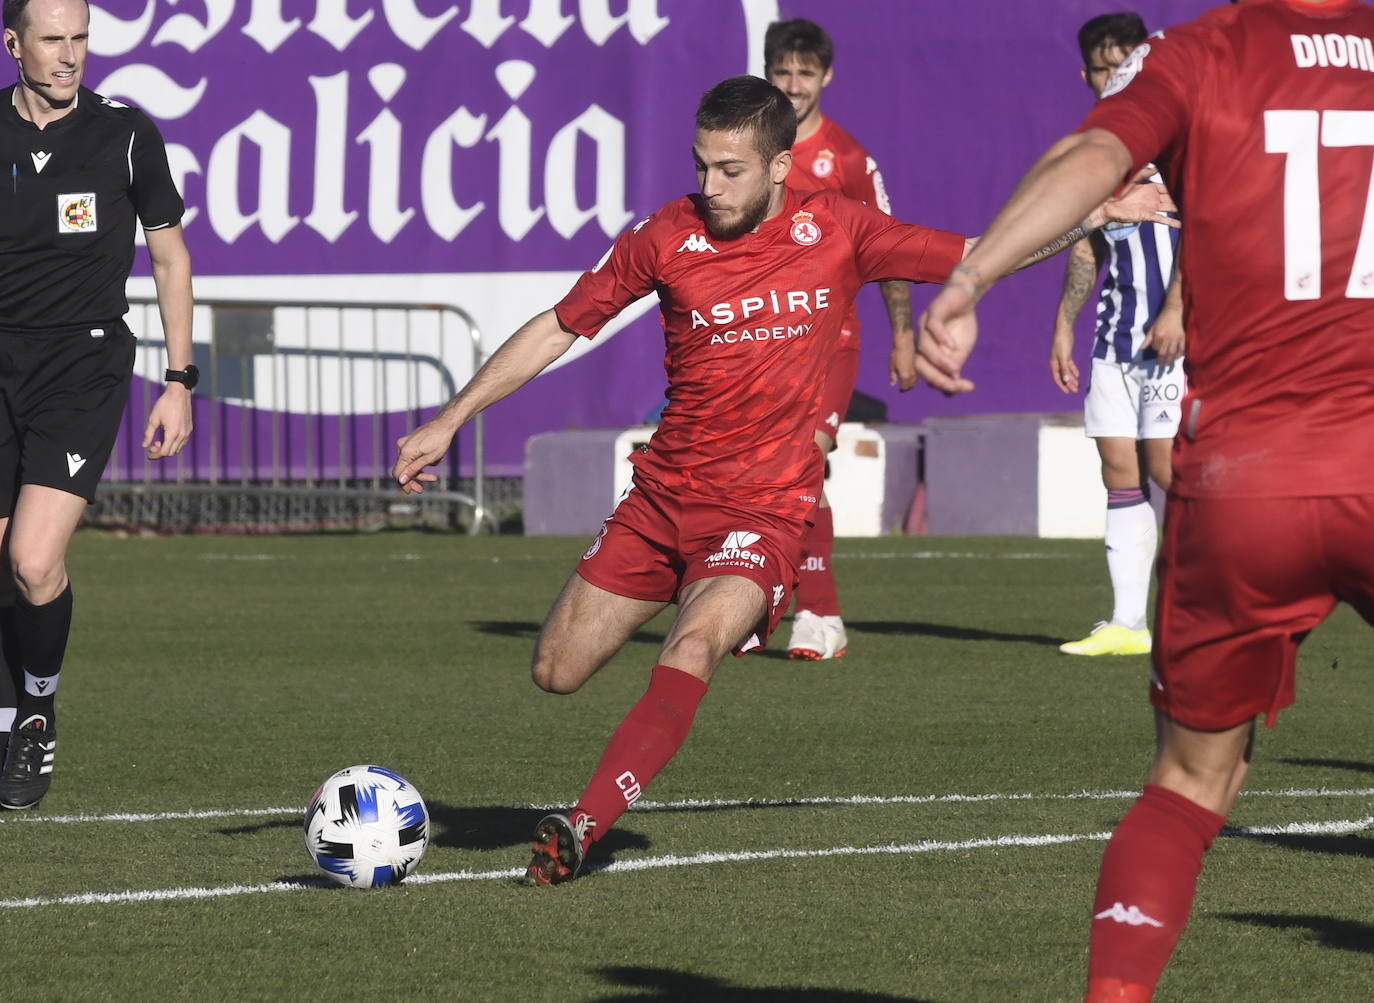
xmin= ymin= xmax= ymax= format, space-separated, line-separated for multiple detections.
xmin=555 ymin=186 xmax=964 ymax=523
xmin=1082 ymin=0 xmax=1374 ymax=498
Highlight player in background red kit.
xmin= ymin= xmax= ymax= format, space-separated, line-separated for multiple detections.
xmin=394 ymin=77 xmax=1171 ymax=887
xmin=916 ymin=1 xmax=1374 ymax=998
xmin=766 ymin=18 xmax=914 ymax=660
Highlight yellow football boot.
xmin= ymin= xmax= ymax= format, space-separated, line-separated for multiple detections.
xmin=1059 ymin=622 xmax=1151 ymax=656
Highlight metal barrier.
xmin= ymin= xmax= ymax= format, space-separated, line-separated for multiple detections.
xmin=95 ymin=295 xmax=491 ymax=534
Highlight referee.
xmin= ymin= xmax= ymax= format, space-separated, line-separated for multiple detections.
xmin=0 ymin=0 xmax=195 ymax=810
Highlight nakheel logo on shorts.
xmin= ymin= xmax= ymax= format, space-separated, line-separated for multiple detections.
xmin=706 ymin=530 xmax=767 ymax=569
xmin=57 ymin=193 xmax=97 ymax=234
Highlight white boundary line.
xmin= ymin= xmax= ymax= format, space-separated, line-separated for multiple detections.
xmin=6 ymin=786 xmax=1372 ymax=827
xmin=1 ymin=814 xmax=1368 ymax=911
xmin=182 ymin=550 xmax=1079 ymax=565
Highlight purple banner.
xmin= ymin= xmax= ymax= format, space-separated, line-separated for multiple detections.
xmin=92 ymin=1 xmax=1216 ymax=479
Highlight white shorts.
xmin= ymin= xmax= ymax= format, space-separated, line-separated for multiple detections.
xmin=1084 ymin=356 xmax=1186 ymax=439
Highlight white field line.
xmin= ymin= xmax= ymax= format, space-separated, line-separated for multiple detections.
xmin=184 ymin=550 xmax=1078 ymax=565
xmin=6 ymin=786 xmax=1372 ymax=827
xmin=832 ymin=551 xmax=1075 ymax=560
xmin=0 ymin=814 xmax=1368 ymax=911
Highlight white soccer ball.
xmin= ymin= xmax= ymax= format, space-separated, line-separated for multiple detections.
xmin=303 ymin=765 xmax=430 ymax=888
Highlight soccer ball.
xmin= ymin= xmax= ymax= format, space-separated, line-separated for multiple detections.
xmin=304 ymin=765 xmax=430 ymax=888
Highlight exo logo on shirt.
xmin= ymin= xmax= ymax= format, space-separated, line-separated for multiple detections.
xmin=57 ymin=194 xmax=98 ymax=234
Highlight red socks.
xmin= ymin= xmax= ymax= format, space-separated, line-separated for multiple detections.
xmin=571 ymin=665 xmax=707 ymax=850
xmin=795 ymin=506 xmax=840 ymax=616
xmin=1085 ymin=784 xmax=1226 ymax=1002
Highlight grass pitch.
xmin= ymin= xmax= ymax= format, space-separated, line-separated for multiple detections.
xmin=0 ymin=532 xmax=1370 ymax=1001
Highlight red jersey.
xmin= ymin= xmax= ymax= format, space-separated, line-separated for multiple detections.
xmin=791 ymin=116 xmax=891 ymax=213
xmin=1082 ymin=0 xmax=1374 ymax=498
xmin=790 ymin=117 xmax=893 ymax=344
xmin=555 ymin=186 xmax=963 ymax=522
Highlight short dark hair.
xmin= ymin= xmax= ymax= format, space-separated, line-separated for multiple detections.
xmin=764 ymin=18 xmax=834 ymax=72
xmin=1077 ymin=12 xmax=1148 ymax=66
xmin=695 ymin=76 xmax=797 ymax=164
xmin=4 ymin=0 xmax=90 ymax=34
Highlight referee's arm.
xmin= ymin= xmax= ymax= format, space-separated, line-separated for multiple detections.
xmin=142 ymin=225 xmax=194 ymax=460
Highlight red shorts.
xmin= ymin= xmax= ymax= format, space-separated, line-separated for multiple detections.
xmin=577 ymin=478 xmax=804 ymax=652
xmin=1152 ymin=494 xmax=1374 ymax=730
xmin=815 ymin=320 xmax=860 ymax=441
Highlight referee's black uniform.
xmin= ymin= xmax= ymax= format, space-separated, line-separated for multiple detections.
xmin=0 ymin=84 xmax=184 ymax=505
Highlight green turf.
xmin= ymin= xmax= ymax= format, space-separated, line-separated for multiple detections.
xmin=0 ymin=532 xmax=1370 ymax=1001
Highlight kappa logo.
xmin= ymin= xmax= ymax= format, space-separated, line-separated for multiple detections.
xmin=1094 ymin=902 xmax=1164 ymax=928
xmin=677 ymin=233 xmax=718 ymax=254
xmin=66 ymin=452 xmax=86 ymax=478
xmin=772 ymin=584 xmax=785 ymax=608
xmin=57 ymin=193 xmax=97 ymax=234
xmin=30 ymin=151 xmax=51 ymax=174
xmin=790 ymin=210 xmax=821 ymax=247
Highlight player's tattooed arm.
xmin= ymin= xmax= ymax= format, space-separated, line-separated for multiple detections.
xmin=882 ymin=280 xmax=919 ymax=391
xmin=962 ymin=229 xmax=1095 ymax=274
xmin=1017 ymin=226 xmax=1091 ymax=268
xmin=1049 ymin=238 xmax=1101 ymax=393
xmin=1056 ymin=236 xmax=1102 ymax=325
xmin=881 ymin=280 xmax=913 ymax=332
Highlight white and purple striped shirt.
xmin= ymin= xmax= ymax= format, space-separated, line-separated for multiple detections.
xmin=1091 ymin=214 xmax=1179 ymax=364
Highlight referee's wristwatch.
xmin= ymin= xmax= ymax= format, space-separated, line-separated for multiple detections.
xmin=165 ymin=364 xmax=200 ymax=391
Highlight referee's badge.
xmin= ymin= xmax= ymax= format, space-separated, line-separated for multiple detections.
xmin=57 ymin=193 xmax=98 ymax=234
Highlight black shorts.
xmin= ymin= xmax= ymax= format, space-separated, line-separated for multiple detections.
xmin=0 ymin=322 xmax=136 ymax=513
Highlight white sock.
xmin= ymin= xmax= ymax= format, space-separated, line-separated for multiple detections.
xmin=1105 ymin=496 xmax=1157 ymax=632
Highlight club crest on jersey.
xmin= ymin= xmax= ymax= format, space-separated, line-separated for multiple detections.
xmin=790 ymin=210 xmax=821 ymax=247
xmin=57 ymin=193 xmax=97 ymax=234
xmin=811 ymin=149 xmax=836 ymax=179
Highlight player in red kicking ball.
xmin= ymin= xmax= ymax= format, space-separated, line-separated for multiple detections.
xmin=395 ymin=76 xmax=1172 ymax=887
xmin=767 ymin=18 xmax=916 ymax=661
xmin=916 ymin=1 xmax=1374 ymax=998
